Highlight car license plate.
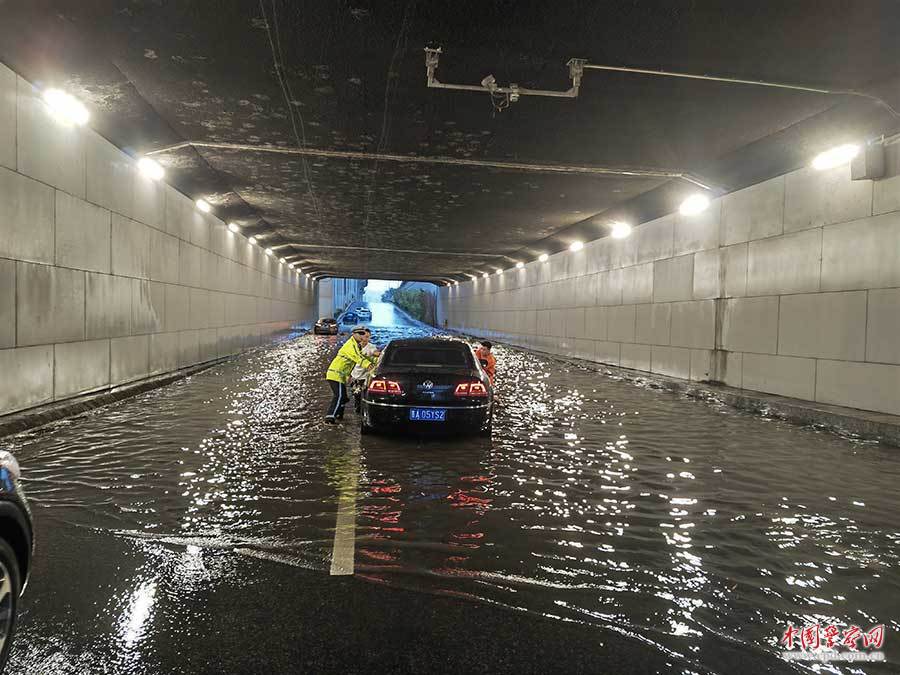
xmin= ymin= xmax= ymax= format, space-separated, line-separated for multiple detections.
xmin=409 ymin=408 xmax=446 ymax=422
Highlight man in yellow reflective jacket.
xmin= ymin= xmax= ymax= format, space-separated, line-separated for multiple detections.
xmin=325 ymin=326 xmax=378 ymax=423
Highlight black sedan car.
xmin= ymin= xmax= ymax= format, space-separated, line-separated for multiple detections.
xmin=342 ymin=311 xmax=359 ymax=324
xmin=360 ymin=339 xmax=493 ymax=436
xmin=0 ymin=450 xmax=33 ymax=670
xmin=313 ymin=317 xmax=339 ymax=335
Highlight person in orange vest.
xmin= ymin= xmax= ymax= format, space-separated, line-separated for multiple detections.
xmin=474 ymin=341 xmax=496 ymax=385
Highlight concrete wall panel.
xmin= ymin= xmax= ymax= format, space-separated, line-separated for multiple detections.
xmin=653 ymin=255 xmax=693 ymax=303
xmin=651 ymin=345 xmax=691 ymax=379
xmin=607 ymin=305 xmax=636 ymax=343
xmin=784 ymin=164 xmax=872 ymax=233
xmin=747 ymin=229 xmax=822 ymax=296
xmin=866 ymin=288 xmax=900 ymax=365
xmin=722 ymin=243 xmax=748 ymax=297
xmin=54 ymin=339 xmax=110 ymax=398
xmin=722 ymin=296 xmax=779 ymax=355
xmin=621 ymin=263 xmax=653 ymax=304
xmin=164 ymin=185 xmax=192 ymax=241
xmin=55 ymin=192 xmax=111 ymax=273
xmin=149 ymin=228 xmax=180 ymax=284
xmin=189 ymin=288 xmax=211 ymax=330
xmin=0 ymin=345 xmax=53 ymax=413
xmin=111 ymin=214 xmax=151 ymax=280
xmin=595 ymin=341 xmax=620 ymax=365
xmin=721 ymin=176 xmax=784 ymax=245
xmin=636 ymin=215 xmax=674 ymax=263
xmin=674 ymin=200 xmax=720 ymax=255
xmin=164 ymin=284 xmax=189 ymax=332
xmin=16 ymin=263 xmax=85 ymax=346
xmin=0 ymin=64 xmax=15 ymax=170
xmin=149 ymin=332 xmax=179 ymax=375
xmin=634 ymin=303 xmax=670 ymax=346
xmin=692 ymin=249 xmax=720 ymax=300
xmin=178 ymin=330 xmax=201 ymax=367
xmin=689 ymin=349 xmax=713 ymax=382
xmin=742 ymin=353 xmax=816 ymax=400
xmin=0 ymin=166 xmax=55 ymax=264
xmin=85 ymin=131 xmax=134 ymax=218
xmin=111 ymin=335 xmax=150 ymax=384
xmin=0 ymin=260 xmax=14 ymax=349
xmin=669 ymin=300 xmax=715 ymax=349
xmin=597 ymin=269 xmax=624 ymax=306
xmin=85 ymin=272 xmax=132 ymax=339
xmin=620 ymin=343 xmax=651 ymax=371
xmin=133 ymin=173 xmax=165 ymax=231
xmin=816 ymin=360 xmax=900 ymax=416
xmin=821 ymin=213 xmax=900 ymax=291
xmin=565 ymin=308 xmax=586 ymax=339
xmin=16 ymin=77 xmax=85 ymax=197
xmin=132 ymin=280 xmax=165 ymax=335
xmin=778 ymin=291 xmax=866 ymax=360
xmin=585 ymin=307 xmax=607 ymax=340
xmin=722 ymin=352 xmax=743 ymax=388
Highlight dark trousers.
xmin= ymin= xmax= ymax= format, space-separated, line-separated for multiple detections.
xmin=326 ymin=380 xmax=349 ymax=419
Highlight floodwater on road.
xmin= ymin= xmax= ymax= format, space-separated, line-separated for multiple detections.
xmin=3 ymin=302 xmax=898 ymax=674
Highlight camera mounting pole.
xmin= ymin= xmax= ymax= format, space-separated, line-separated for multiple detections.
xmin=424 ymin=47 xmax=586 ymax=102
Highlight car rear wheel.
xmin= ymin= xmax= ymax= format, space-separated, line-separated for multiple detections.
xmin=0 ymin=538 xmax=21 ymax=670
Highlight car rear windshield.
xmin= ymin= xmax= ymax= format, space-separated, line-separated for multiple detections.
xmin=385 ymin=346 xmax=472 ymax=368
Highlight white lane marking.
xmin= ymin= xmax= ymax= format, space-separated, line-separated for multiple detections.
xmin=330 ymin=449 xmax=361 ymax=576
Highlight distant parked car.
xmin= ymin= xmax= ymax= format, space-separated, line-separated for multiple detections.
xmin=342 ymin=312 xmax=359 ymax=324
xmin=356 ymin=307 xmax=372 ymax=320
xmin=313 ymin=317 xmax=339 ymax=335
xmin=0 ymin=451 xmax=34 ymax=671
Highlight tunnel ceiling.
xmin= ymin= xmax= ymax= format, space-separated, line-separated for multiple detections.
xmin=2 ymin=1 xmax=900 ymax=281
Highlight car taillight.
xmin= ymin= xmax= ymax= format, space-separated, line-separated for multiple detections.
xmin=455 ymin=381 xmax=488 ymax=397
xmin=368 ymin=379 xmax=403 ymax=395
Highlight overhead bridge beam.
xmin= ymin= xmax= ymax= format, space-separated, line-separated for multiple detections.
xmin=145 ymin=141 xmax=712 ymax=189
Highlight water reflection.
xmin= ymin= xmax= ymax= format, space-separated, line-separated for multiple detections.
xmin=4 ymin=321 xmax=899 ymax=673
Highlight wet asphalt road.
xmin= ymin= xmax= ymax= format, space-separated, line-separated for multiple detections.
xmin=2 ymin=302 xmax=899 ymax=674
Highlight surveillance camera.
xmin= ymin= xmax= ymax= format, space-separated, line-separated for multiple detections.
xmin=481 ymin=74 xmax=497 ymax=90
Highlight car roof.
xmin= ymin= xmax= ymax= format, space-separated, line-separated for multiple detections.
xmin=386 ymin=338 xmax=471 ymax=349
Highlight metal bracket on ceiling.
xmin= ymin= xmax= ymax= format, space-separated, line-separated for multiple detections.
xmin=424 ymin=47 xmax=586 ymax=109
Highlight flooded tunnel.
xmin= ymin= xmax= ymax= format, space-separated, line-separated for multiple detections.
xmin=1 ymin=2 xmax=900 ymax=674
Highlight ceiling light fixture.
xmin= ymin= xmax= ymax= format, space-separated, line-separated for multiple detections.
xmin=611 ymin=222 xmax=632 ymax=239
xmin=482 ymin=272 xmax=489 ymax=279
xmin=538 ymin=253 xmax=549 ymax=263
xmin=569 ymin=240 xmax=584 ymax=252
xmin=42 ymin=88 xmax=90 ymax=126
xmin=279 ymin=257 xmax=286 ymax=263
xmin=812 ymin=143 xmax=860 ymax=170
xmin=248 ymin=236 xmax=257 ymax=245
xmin=137 ymin=157 xmax=165 ymax=181
xmin=228 ymin=222 xmax=240 ymax=234
xmin=195 ymin=199 xmax=211 ymax=213
xmin=265 ymin=248 xmax=273 ymax=256
xmin=516 ymin=261 xmax=525 ymax=269
xmin=679 ymin=194 xmax=710 ymax=216
xmin=495 ymin=268 xmax=503 ymax=275
xmin=454 ymin=280 xmax=459 ymax=285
